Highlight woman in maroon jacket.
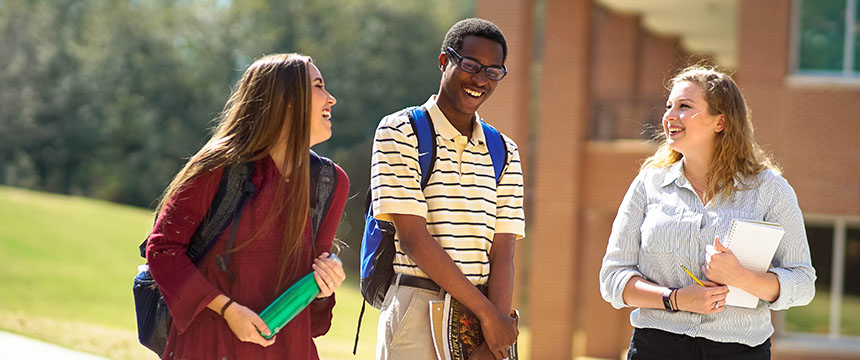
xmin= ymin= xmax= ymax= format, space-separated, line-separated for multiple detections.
xmin=146 ymin=53 xmax=349 ymax=359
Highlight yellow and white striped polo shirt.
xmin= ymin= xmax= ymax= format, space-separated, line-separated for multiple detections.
xmin=370 ymin=96 xmax=525 ymax=285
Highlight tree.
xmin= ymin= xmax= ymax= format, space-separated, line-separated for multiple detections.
xmin=0 ymin=0 xmax=474 ymax=265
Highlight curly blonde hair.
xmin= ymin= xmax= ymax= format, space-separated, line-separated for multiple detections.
xmin=641 ymin=65 xmax=779 ymax=202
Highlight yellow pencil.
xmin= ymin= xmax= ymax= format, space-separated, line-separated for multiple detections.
xmin=680 ymin=265 xmax=705 ymax=286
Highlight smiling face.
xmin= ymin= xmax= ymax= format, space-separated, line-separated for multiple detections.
xmin=662 ymin=81 xmax=726 ymax=158
xmin=308 ymin=63 xmax=336 ymax=147
xmin=436 ymin=35 xmax=504 ymax=121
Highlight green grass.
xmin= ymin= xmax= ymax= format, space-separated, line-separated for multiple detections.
xmin=0 ymin=186 xmax=154 ymax=330
xmin=0 ymin=186 xmax=156 ymax=359
xmin=0 ymin=186 xmax=513 ymax=359
xmin=784 ymin=288 xmax=860 ymax=336
xmin=0 ymin=185 xmax=384 ymax=359
xmin=319 ymin=284 xmax=380 ymax=359
xmin=0 ymin=186 xmax=535 ymax=359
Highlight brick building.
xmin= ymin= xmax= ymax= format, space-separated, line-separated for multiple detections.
xmin=474 ymin=0 xmax=860 ymax=358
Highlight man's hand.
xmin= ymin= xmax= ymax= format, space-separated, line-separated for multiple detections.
xmin=479 ymin=232 xmax=518 ymax=360
xmin=478 ymin=310 xmax=517 ymax=359
xmin=469 ymin=342 xmax=496 ymax=360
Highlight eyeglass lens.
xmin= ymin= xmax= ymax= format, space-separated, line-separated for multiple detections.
xmin=448 ymin=48 xmax=506 ymax=80
xmin=459 ymin=58 xmax=505 ymax=80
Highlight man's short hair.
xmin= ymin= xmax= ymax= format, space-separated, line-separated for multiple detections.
xmin=441 ymin=18 xmax=507 ymax=63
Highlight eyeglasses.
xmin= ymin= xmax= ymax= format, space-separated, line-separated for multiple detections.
xmin=445 ymin=47 xmax=507 ymax=81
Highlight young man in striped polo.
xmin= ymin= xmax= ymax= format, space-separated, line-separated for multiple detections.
xmin=370 ymin=18 xmax=525 ymax=360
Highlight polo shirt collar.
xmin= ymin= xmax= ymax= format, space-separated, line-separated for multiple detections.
xmin=423 ymin=95 xmax=487 ymax=145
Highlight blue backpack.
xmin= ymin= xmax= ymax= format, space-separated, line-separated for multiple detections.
xmin=353 ymin=106 xmax=507 ymax=353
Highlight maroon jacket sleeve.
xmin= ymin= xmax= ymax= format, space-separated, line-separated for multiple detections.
xmin=145 ymin=168 xmax=225 ymax=334
xmin=310 ymin=164 xmax=350 ymax=337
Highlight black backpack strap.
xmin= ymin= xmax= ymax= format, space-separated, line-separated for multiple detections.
xmin=187 ymin=162 xmax=255 ymax=262
xmin=353 ymin=301 xmax=366 ymax=355
xmin=138 ymin=162 xmax=252 ymax=261
xmin=309 ymin=150 xmax=337 ymax=244
xmin=213 ymin=162 xmax=256 ymax=278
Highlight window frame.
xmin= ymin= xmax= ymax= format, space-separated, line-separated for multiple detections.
xmin=775 ymin=214 xmax=860 ymax=356
xmin=790 ymin=0 xmax=860 ymax=78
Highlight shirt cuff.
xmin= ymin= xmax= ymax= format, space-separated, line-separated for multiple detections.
xmin=766 ymin=267 xmax=811 ymax=311
xmin=374 ymin=203 xmax=427 ymax=221
xmin=608 ymin=269 xmax=642 ymax=309
xmin=175 ymin=289 xmax=223 ymax=335
xmin=495 ymin=222 xmax=525 ymax=239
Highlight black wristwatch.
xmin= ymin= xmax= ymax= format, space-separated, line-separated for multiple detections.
xmin=663 ymin=288 xmax=677 ymax=312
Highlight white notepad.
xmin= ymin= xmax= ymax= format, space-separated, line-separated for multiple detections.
xmin=721 ymin=219 xmax=784 ymax=308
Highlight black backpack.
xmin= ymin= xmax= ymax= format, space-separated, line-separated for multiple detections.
xmin=133 ymin=151 xmax=337 ymax=356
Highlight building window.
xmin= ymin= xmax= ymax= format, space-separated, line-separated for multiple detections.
xmin=784 ymin=218 xmax=860 ymax=337
xmin=794 ymin=0 xmax=860 ymax=76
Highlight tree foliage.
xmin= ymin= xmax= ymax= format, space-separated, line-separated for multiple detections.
xmin=0 ymin=0 xmax=472 ymax=261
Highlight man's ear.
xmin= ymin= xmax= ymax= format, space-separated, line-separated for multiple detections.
xmin=715 ymin=114 xmax=726 ymax=133
xmin=439 ymin=53 xmax=447 ymax=71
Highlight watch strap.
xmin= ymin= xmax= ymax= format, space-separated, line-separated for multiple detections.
xmin=663 ymin=288 xmax=677 ymax=312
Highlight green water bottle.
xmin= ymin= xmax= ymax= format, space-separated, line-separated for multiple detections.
xmin=259 ymin=253 xmax=341 ymax=339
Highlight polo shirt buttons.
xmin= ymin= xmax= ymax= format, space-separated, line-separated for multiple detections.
xmin=453 ymin=136 xmax=468 ymax=174
xmin=454 ymin=135 xmax=469 ymax=154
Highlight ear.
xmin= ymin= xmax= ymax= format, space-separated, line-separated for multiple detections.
xmin=714 ymin=114 xmax=726 ymax=133
xmin=438 ymin=52 xmax=447 ymax=71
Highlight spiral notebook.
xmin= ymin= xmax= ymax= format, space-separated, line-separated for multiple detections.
xmin=722 ymin=219 xmax=784 ymax=308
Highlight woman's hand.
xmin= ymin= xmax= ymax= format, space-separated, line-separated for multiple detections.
xmin=703 ymin=237 xmax=749 ymax=287
xmin=312 ymin=252 xmax=345 ymax=298
xmin=704 ymin=236 xmax=781 ymax=302
xmin=222 ymin=302 xmax=276 ymax=347
xmin=675 ymin=281 xmax=729 ymax=314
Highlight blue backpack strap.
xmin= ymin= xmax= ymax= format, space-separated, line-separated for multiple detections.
xmin=407 ymin=106 xmax=436 ymax=189
xmin=480 ymin=121 xmax=508 ymax=184
xmin=354 ymin=106 xmax=435 ymax=355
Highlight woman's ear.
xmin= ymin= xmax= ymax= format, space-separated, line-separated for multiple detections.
xmin=715 ymin=114 xmax=726 ymax=133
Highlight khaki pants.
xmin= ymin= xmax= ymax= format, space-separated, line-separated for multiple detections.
xmin=376 ymin=279 xmax=445 ymax=360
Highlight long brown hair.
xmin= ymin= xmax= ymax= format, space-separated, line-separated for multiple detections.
xmin=156 ymin=53 xmax=313 ymax=289
xmin=642 ymin=65 xmax=779 ymax=202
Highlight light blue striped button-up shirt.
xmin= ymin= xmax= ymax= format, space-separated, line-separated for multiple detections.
xmin=599 ymin=160 xmax=816 ymax=347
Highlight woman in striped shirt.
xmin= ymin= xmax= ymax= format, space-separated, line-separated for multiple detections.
xmin=599 ymin=66 xmax=815 ymax=359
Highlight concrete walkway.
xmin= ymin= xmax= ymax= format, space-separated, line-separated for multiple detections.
xmin=0 ymin=331 xmax=110 ymax=360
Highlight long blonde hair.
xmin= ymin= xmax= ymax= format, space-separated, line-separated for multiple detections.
xmin=156 ymin=53 xmax=312 ymax=289
xmin=641 ymin=65 xmax=779 ymax=201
